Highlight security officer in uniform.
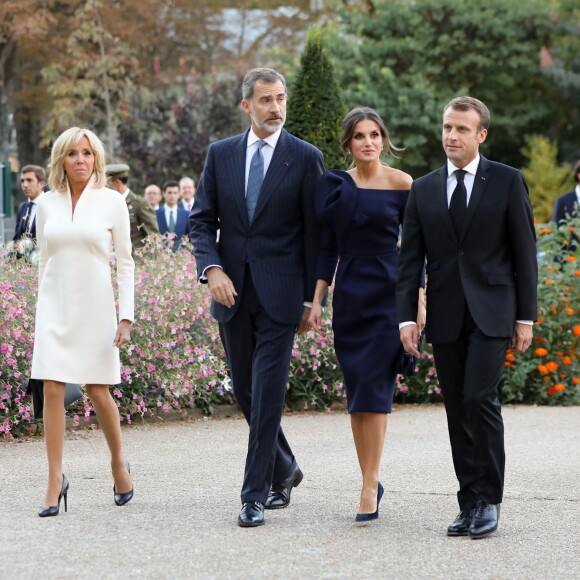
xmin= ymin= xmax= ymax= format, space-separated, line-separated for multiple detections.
xmin=105 ymin=163 xmax=160 ymax=251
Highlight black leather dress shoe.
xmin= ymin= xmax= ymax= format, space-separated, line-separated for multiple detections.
xmin=238 ymin=501 xmax=265 ymax=527
xmin=265 ymin=466 xmax=303 ymax=510
xmin=469 ymin=501 xmax=500 ymax=538
xmin=447 ymin=507 xmax=475 ymax=536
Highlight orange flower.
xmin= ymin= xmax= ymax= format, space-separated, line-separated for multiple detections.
xmin=569 ymin=226 xmax=575 ymax=232
xmin=556 ymin=351 xmax=564 ymax=356
xmin=547 ymin=386 xmax=557 ymax=395
xmin=545 ymin=279 xmax=554 ymax=284
xmin=504 ymin=361 xmax=513 ymax=368
xmin=554 ymin=383 xmax=566 ymax=392
xmin=537 ymin=365 xmax=548 ymax=374
xmin=573 ymin=325 xmax=580 ymax=336
xmin=506 ymin=352 xmax=516 ymax=362
xmin=534 ymin=347 xmax=548 ymax=356
xmin=537 ymin=316 xmax=542 ymax=325
xmin=561 ymin=357 xmax=572 ymax=365
xmin=540 ymin=228 xmax=552 ymax=235
xmin=559 ymin=373 xmax=567 ymax=379
xmin=545 ymin=361 xmax=558 ymax=372
xmin=551 ymin=305 xmax=558 ymax=315
xmin=573 ymin=378 xmax=580 ymax=385
xmin=566 ymin=255 xmax=577 ymax=262
xmin=574 ymin=270 xmax=580 ymax=277
xmin=544 ymin=375 xmax=552 ymax=382
xmin=534 ymin=336 xmax=545 ymax=343
xmin=546 ymin=265 xmax=555 ymax=272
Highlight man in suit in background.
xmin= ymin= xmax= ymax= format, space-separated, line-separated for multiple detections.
xmin=178 ymin=176 xmax=196 ymax=213
xmin=156 ymin=180 xmax=190 ymax=251
xmin=145 ymin=183 xmax=162 ymax=210
xmin=13 ymin=164 xmax=46 ymax=242
xmin=397 ymin=96 xmax=537 ymax=539
xmin=190 ymin=67 xmax=324 ymax=527
xmin=552 ymin=159 xmax=580 ymax=223
xmin=106 ymin=164 xmax=159 ymax=252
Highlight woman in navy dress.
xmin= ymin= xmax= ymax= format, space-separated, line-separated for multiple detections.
xmin=309 ymin=107 xmax=425 ymax=521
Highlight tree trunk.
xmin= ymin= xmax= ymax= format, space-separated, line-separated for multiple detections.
xmin=0 ymin=39 xmax=16 ymax=163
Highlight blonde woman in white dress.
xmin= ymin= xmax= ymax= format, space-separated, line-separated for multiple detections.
xmin=32 ymin=127 xmax=135 ymax=517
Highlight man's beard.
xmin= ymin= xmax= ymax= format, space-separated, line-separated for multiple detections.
xmin=253 ymin=115 xmax=285 ymax=134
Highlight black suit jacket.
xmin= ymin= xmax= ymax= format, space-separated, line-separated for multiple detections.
xmin=190 ymin=129 xmax=324 ymax=325
xmin=397 ymin=156 xmax=538 ymax=344
xmin=13 ymin=200 xmax=37 ymax=241
xmin=552 ymin=190 xmax=578 ymax=223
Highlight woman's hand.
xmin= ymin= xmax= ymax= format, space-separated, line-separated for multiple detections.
xmin=113 ymin=319 xmax=132 ymax=348
xmin=308 ymin=303 xmax=325 ymax=337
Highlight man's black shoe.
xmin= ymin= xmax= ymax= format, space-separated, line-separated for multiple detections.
xmin=469 ymin=501 xmax=500 ymax=538
xmin=238 ymin=501 xmax=265 ymax=527
xmin=447 ymin=508 xmax=474 ymax=536
xmin=264 ymin=466 xmax=304 ymax=510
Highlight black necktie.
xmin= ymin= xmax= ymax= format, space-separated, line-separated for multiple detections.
xmin=449 ymin=169 xmax=467 ymax=236
xmin=22 ymin=202 xmax=34 ymax=236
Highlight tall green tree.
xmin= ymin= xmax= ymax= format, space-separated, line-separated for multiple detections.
xmin=328 ymin=0 xmax=556 ymax=175
xmin=286 ymin=26 xmax=346 ymax=169
xmin=521 ymin=136 xmax=575 ymax=223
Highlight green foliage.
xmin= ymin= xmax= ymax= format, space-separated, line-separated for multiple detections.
xmin=41 ymin=0 xmax=141 ymax=150
xmin=286 ymin=25 xmax=347 ymax=169
xmin=118 ymin=78 xmax=245 ymax=186
xmin=521 ymin=135 xmax=576 ymax=223
xmin=328 ymin=0 xmax=557 ymax=175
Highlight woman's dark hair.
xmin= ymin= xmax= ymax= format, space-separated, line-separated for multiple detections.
xmin=340 ymin=107 xmax=402 ymax=159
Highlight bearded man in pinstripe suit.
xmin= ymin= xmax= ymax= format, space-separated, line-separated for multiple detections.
xmin=190 ymin=68 xmax=324 ymax=527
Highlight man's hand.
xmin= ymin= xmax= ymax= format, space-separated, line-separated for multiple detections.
xmin=206 ymin=267 xmax=237 ymax=307
xmin=296 ymin=306 xmax=311 ymax=335
xmin=400 ymin=324 xmax=422 ymax=358
xmin=511 ymin=322 xmax=533 ymax=354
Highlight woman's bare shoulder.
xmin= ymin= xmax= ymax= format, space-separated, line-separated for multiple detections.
xmin=383 ymin=166 xmax=413 ymax=190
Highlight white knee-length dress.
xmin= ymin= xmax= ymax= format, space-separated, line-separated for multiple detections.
xmin=31 ymin=177 xmax=135 ymax=385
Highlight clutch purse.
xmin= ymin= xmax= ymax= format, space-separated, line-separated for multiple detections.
xmin=397 ymin=333 xmax=423 ymax=377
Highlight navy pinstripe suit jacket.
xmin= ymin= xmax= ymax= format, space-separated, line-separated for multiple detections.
xmin=190 ymin=129 xmax=325 ymax=325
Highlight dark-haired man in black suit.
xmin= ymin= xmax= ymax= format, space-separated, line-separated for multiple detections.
xmin=13 ymin=164 xmax=46 ymax=242
xmin=552 ymin=159 xmax=580 ymax=223
xmin=397 ymin=96 xmax=538 ymax=538
xmin=190 ymin=68 xmax=324 ymax=527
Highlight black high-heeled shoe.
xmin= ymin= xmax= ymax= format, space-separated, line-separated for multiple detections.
xmin=355 ymin=482 xmax=384 ymax=522
xmin=39 ymin=474 xmax=69 ymax=518
xmin=114 ymin=459 xmax=134 ymax=506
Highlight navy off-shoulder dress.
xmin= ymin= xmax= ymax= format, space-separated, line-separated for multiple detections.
xmin=315 ymin=170 xmax=410 ymax=413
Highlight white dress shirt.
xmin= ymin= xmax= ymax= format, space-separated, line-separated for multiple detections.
xmin=244 ymin=128 xmax=281 ymax=193
xmin=164 ymin=205 xmax=178 ymax=228
xmin=446 ymin=155 xmax=480 ymax=206
xmin=575 ymin=185 xmax=580 ymax=205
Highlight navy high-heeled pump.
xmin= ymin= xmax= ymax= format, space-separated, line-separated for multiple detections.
xmin=355 ymin=482 xmax=384 ymax=522
xmin=39 ymin=474 xmax=69 ymax=517
xmin=114 ymin=459 xmax=134 ymax=506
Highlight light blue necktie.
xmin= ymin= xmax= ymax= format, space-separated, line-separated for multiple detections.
xmin=168 ymin=209 xmax=176 ymax=233
xmin=246 ymin=140 xmax=267 ymax=222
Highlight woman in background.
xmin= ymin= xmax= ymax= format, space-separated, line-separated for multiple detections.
xmin=32 ymin=127 xmax=135 ymax=516
xmin=309 ymin=107 xmax=425 ymax=521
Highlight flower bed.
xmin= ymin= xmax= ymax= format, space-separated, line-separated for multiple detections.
xmin=1 ymin=219 xmax=578 ymax=440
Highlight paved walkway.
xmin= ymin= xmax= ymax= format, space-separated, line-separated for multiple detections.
xmin=1 ymin=405 xmax=579 ymax=579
